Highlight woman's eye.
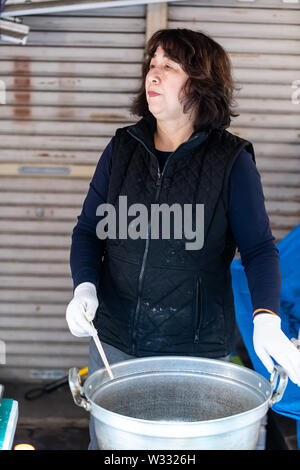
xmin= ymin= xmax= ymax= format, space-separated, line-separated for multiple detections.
xmin=149 ymin=63 xmax=173 ymax=70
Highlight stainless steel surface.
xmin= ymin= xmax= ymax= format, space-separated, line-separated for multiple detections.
xmin=69 ymin=356 xmax=288 ymax=450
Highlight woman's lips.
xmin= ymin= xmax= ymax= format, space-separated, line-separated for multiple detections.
xmin=148 ymin=91 xmax=161 ymax=97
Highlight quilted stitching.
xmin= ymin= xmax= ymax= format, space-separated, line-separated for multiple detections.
xmin=95 ymin=116 xmax=255 ymax=356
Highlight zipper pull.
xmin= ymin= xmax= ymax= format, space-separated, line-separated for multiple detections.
xmin=156 ymin=169 xmax=161 ymax=187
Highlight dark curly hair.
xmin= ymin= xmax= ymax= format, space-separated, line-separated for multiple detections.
xmin=130 ymin=28 xmax=240 ymax=131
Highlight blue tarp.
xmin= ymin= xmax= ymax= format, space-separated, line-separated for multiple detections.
xmin=231 ymin=224 xmax=300 ymax=447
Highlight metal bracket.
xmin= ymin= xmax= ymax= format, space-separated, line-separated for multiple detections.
xmin=269 ymin=365 xmax=288 ymax=407
xmin=68 ymin=367 xmax=91 ymax=412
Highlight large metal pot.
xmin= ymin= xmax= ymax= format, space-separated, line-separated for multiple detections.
xmin=69 ymin=356 xmax=288 ymax=450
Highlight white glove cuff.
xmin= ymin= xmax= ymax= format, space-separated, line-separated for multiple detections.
xmin=253 ymin=312 xmax=281 ymax=326
xmin=74 ymin=282 xmax=97 ymax=297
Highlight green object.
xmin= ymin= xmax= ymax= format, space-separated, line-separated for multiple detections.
xmin=229 ymin=355 xmax=244 ymax=366
xmin=0 ymin=399 xmax=18 ymax=450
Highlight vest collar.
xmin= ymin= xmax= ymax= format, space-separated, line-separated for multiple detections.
xmin=127 ymin=112 xmax=211 ymax=157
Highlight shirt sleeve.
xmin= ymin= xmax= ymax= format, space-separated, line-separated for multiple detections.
xmin=70 ymin=137 xmax=114 ymax=290
xmin=228 ymin=148 xmax=281 ymax=318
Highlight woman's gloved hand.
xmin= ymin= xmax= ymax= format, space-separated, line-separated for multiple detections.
xmin=253 ymin=313 xmax=300 ymax=386
xmin=66 ymin=282 xmax=98 ymax=337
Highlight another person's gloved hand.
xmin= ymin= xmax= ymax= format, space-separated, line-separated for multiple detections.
xmin=66 ymin=282 xmax=98 ymax=337
xmin=253 ymin=313 xmax=300 ymax=386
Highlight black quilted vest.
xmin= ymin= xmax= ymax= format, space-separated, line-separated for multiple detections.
xmin=94 ymin=113 xmax=255 ymax=358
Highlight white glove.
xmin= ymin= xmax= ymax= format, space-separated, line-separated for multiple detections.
xmin=66 ymin=282 xmax=98 ymax=337
xmin=253 ymin=313 xmax=300 ymax=386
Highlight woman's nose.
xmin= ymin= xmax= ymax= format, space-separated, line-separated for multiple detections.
xmin=151 ymin=75 xmax=159 ymax=83
xmin=148 ymin=68 xmax=162 ymax=83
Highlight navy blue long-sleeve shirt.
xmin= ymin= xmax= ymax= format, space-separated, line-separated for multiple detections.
xmin=70 ymin=138 xmax=281 ymax=317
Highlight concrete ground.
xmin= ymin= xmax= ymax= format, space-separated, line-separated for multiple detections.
xmin=3 ymin=380 xmax=90 ymax=450
xmin=266 ymin=410 xmax=298 ymax=450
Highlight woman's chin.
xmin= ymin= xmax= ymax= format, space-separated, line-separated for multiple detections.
xmin=147 ymin=106 xmax=166 ymax=120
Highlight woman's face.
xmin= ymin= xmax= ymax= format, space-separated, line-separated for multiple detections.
xmin=145 ymin=45 xmax=190 ymax=123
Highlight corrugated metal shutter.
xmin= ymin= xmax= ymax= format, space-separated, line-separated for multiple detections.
xmin=168 ymin=0 xmax=300 ymax=242
xmin=0 ymin=5 xmax=146 ymax=381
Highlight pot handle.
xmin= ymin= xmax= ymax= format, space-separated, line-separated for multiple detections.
xmin=268 ymin=365 xmax=288 ymax=407
xmin=68 ymin=367 xmax=91 ymax=412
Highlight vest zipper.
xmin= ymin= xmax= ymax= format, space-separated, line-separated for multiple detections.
xmin=127 ymin=130 xmax=168 ymax=355
xmin=194 ymin=277 xmax=203 ymax=344
xmin=131 ymin=168 xmax=161 ymax=355
xmin=126 ymin=129 xmax=199 ymax=355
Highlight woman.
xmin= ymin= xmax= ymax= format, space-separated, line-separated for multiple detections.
xmin=66 ymin=29 xmax=300 ymax=449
